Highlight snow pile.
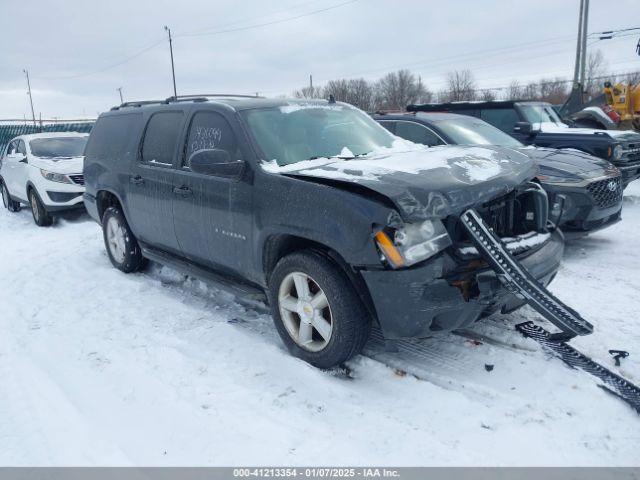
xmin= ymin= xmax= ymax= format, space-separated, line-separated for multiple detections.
xmin=279 ymin=103 xmax=345 ymax=114
xmin=453 ymin=158 xmax=502 ymax=181
xmin=0 ymin=185 xmax=639 ymax=465
xmin=536 ymin=121 xmax=637 ymax=139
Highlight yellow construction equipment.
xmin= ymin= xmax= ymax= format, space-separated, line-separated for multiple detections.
xmin=603 ymin=81 xmax=640 ymax=131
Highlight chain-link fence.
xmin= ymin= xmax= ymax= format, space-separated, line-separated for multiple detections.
xmin=0 ymin=120 xmax=95 ymax=153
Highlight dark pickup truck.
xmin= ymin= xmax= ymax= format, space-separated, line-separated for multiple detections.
xmin=407 ymin=100 xmax=640 ymax=187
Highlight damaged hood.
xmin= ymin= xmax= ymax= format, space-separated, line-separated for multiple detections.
xmin=516 ymin=147 xmax=617 ymax=180
xmin=263 ymin=145 xmax=536 ymax=222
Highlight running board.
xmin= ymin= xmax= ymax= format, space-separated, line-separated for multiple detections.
xmin=140 ymin=244 xmax=268 ymax=304
xmin=517 ymin=321 xmax=640 ymax=414
xmin=460 ymin=209 xmax=593 ymax=338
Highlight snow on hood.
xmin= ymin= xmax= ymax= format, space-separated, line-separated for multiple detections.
xmin=262 ymin=139 xmax=536 ymax=221
xmin=535 ymin=122 xmax=639 ymax=140
xmin=29 ymin=156 xmax=84 ymax=174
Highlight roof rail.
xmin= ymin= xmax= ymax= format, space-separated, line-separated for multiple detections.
xmin=110 ymin=99 xmax=169 ymax=111
xmin=165 ymin=94 xmax=264 ymax=103
xmin=110 ymin=94 xmax=265 ymax=111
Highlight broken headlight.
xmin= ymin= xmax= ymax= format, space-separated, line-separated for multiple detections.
xmin=375 ymin=219 xmax=452 ymax=269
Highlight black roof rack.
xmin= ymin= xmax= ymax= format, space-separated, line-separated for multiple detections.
xmin=165 ymin=94 xmax=264 ymax=102
xmin=407 ymin=99 xmax=535 ymax=112
xmin=110 ymin=99 xmax=169 ymax=111
xmin=110 ymin=94 xmax=265 ymax=111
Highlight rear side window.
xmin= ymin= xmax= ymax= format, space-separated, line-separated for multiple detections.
xmin=141 ymin=111 xmax=184 ymax=165
xmin=183 ymin=111 xmax=242 ymax=168
xmin=378 ymin=120 xmax=396 ymax=134
xmin=6 ymin=140 xmax=18 ymax=156
xmin=451 ymin=109 xmax=480 ymax=118
xmin=394 ymin=121 xmax=444 ymax=147
xmin=85 ymin=113 xmax=143 ymax=160
xmin=480 ymin=108 xmax=519 ymax=132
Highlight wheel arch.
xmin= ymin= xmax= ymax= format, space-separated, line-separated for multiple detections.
xmin=96 ymin=189 xmax=125 ymax=222
xmin=262 ymin=233 xmax=378 ymax=322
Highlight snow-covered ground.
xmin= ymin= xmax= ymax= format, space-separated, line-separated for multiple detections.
xmin=0 ymin=184 xmax=639 ymax=466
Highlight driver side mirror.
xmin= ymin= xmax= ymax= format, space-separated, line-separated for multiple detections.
xmin=188 ymin=149 xmax=245 ymax=179
xmin=513 ymin=122 xmax=538 ymax=136
xmin=8 ymin=153 xmax=27 ymax=163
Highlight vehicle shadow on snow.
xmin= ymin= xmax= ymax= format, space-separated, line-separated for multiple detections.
xmin=563 ymin=234 xmax=614 ymax=261
xmin=144 ymin=260 xmax=542 ymax=395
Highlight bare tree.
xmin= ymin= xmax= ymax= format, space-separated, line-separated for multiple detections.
xmin=522 ymin=82 xmax=539 ymax=100
xmin=374 ymin=69 xmax=432 ymax=110
xmin=322 ymin=78 xmax=375 ymax=111
xmin=585 ymin=49 xmax=608 ymax=100
xmin=538 ymin=77 xmax=569 ymax=104
xmin=506 ymin=80 xmax=523 ymax=99
xmin=345 ymin=78 xmax=375 ymax=111
xmin=480 ymin=89 xmax=497 ymax=101
xmin=323 ymin=79 xmax=350 ymax=101
xmin=293 ymin=85 xmax=324 ymax=99
xmin=444 ymin=69 xmax=477 ymax=101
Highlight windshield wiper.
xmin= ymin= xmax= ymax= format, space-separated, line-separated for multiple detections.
xmin=304 ymin=152 xmax=370 ymax=162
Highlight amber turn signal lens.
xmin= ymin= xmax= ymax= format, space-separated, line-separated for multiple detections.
xmin=374 ymin=231 xmax=405 ymax=269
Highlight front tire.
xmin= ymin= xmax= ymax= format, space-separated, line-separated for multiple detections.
xmin=102 ymin=206 xmax=146 ymax=273
xmin=268 ymin=250 xmax=371 ymax=369
xmin=29 ymin=189 xmax=53 ymax=226
xmin=1 ymin=180 xmax=21 ymax=212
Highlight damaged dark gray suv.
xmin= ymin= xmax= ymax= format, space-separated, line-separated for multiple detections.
xmin=83 ymin=95 xmax=570 ymax=368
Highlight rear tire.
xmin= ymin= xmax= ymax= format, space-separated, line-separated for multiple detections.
xmin=1 ymin=180 xmax=21 ymax=212
xmin=102 ymin=206 xmax=146 ymax=273
xmin=268 ymin=250 xmax=371 ymax=369
xmin=29 ymin=188 xmax=53 ymax=226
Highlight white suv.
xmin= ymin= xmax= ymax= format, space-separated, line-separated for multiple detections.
xmin=0 ymin=132 xmax=89 ymax=226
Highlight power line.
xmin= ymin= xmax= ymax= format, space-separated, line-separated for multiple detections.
xmin=177 ymin=0 xmax=360 ymax=38
xmin=28 ymin=0 xmax=359 ymax=80
xmin=182 ymin=0 xmax=328 ymax=36
xmin=32 ymin=38 xmax=166 ymax=80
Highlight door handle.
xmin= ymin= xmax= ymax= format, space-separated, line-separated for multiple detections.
xmin=172 ymin=185 xmax=192 ymax=196
xmin=130 ymin=175 xmax=145 ymax=185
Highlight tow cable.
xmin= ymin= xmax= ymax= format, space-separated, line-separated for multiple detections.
xmin=461 ymin=209 xmax=640 ymax=413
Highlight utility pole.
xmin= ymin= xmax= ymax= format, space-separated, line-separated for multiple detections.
xmin=310 ymin=74 xmax=313 ymax=90
xmin=23 ymin=69 xmax=36 ymax=127
xmin=572 ymin=0 xmax=584 ymax=90
xmin=579 ymin=0 xmax=590 ymax=89
xmin=572 ymin=0 xmax=590 ymax=93
xmin=117 ymin=87 xmax=124 ymax=104
xmin=164 ymin=26 xmax=178 ymax=98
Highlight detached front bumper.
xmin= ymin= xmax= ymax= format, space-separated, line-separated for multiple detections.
xmin=360 ymin=229 xmax=564 ymax=340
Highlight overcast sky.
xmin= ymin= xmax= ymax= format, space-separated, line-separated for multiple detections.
xmin=1 ymin=0 xmax=638 ymax=119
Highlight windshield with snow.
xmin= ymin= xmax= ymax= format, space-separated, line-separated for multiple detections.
xmin=518 ymin=103 xmax=564 ymax=125
xmin=29 ymin=137 xmax=88 ymax=159
xmin=241 ymin=104 xmax=395 ymax=166
xmin=435 ymin=118 xmax=523 ymax=148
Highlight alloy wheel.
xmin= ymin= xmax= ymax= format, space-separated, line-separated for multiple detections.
xmin=106 ymin=216 xmax=127 ymax=264
xmin=278 ymin=271 xmax=333 ymax=352
xmin=1 ymin=184 xmax=8 ymax=209
xmin=30 ymin=191 xmax=40 ymax=222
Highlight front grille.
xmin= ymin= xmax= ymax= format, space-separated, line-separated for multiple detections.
xmin=69 ymin=174 xmax=84 ymax=185
xmin=586 ymin=176 xmax=623 ymax=209
xmin=477 ymin=191 xmax=516 ymax=237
